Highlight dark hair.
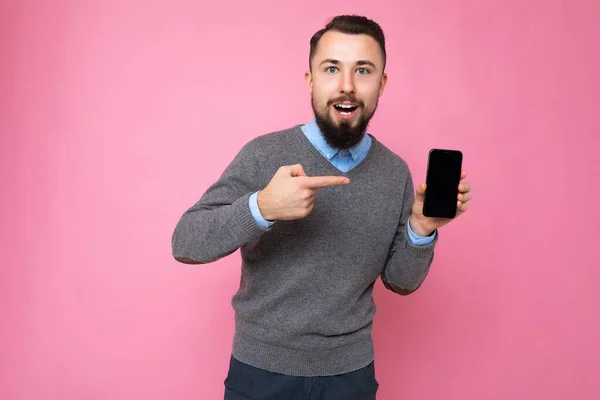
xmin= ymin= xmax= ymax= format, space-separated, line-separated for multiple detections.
xmin=309 ymin=15 xmax=387 ymax=71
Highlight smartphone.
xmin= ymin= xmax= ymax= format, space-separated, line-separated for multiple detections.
xmin=422 ymin=148 xmax=463 ymax=219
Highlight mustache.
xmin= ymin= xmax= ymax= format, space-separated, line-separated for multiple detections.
xmin=327 ymin=95 xmax=364 ymax=107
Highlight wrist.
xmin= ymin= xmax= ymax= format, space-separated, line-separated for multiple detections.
xmin=409 ymin=216 xmax=434 ymax=237
xmin=257 ymin=190 xmax=275 ymax=221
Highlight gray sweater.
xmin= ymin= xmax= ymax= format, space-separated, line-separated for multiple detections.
xmin=171 ymin=124 xmax=437 ymax=376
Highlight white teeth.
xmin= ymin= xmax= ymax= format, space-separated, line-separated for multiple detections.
xmin=334 ymin=104 xmax=357 ymax=116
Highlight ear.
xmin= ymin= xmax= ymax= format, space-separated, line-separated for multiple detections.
xmin=378 ymin=72 xmax=388 ymax=97
xmin=305 ymin=70 xmax=313 ymax=94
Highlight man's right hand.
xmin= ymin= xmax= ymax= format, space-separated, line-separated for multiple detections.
xmin=257 ymin=164 xmax=350 ymax=221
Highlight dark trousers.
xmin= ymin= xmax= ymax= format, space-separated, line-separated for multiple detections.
xmin=224 ymin=355 xmax=379 ymax=400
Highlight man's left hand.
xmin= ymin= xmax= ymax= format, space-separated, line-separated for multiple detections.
xmin=409 ymin=171 xmax=472 ymax=237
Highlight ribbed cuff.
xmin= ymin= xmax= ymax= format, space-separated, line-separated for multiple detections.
xmin=232 ymin=193 xmax=270 ymax=242
xmin=404 ymin=227 xmax=438 ymax=257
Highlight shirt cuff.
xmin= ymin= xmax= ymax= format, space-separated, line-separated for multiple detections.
xmin=249 ymin=191 xmax=275 ymax=229
xmin=407 ymin=218 xmax=436 ymax=246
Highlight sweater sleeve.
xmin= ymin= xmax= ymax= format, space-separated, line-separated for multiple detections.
xmin=171 ymin=140 xmax=270 ymax=264
xmin=380 ymin=168 xmax=438 ymax=295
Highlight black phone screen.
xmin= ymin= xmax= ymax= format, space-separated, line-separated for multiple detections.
xmin=422 ymin=149 xmax=463 ymax=219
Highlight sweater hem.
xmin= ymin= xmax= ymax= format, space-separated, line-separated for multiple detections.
xmin=231 ymin=329 xmax=375 ymax=377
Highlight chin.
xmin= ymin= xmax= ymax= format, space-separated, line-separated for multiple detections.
xmin=331 ymin=112 xmax=361 ymax=126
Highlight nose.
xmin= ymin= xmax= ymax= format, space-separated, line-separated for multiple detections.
xmin=339 ymin=70 xmax=355 ymax=94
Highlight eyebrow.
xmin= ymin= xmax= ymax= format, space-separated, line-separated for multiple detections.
xmin=319 ymin=59 xmax=378 ymax=69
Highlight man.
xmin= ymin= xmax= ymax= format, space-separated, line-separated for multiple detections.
xmin=172 ymin=15 xmax=472 ymax=400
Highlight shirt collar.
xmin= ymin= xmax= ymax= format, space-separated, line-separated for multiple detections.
xmin=301 ymin=118 xmax=371 ymax=160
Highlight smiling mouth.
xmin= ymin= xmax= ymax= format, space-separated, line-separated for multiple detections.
xmin=333 ymin=103 xmax=359 ymax=116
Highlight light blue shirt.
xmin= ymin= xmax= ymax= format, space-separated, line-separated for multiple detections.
xmin=248 ymin=118 xmax=436 ymax=246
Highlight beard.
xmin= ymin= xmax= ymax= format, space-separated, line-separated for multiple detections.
xmin=311 ymin=94 xmax=378 ymax=149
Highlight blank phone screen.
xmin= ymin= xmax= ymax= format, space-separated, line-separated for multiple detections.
xmin=423 ymin=149 xmax=462 ymax=218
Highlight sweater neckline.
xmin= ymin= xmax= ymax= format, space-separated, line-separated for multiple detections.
xmin=291 ymin=124 xmax=381 ymax=177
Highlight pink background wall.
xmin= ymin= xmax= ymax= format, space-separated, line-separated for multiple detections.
xmin=2 ymin=0 xmax=599 ymax=399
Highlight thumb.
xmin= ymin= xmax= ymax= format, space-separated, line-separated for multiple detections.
xmin=415 ymin=182 xmax=426 ymax=202
xmin=289 ymin=164 xmax=306 ymax=177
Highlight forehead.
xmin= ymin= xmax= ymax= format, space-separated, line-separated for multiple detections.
xmin=313 ymin=30 xmax=384 ymax=67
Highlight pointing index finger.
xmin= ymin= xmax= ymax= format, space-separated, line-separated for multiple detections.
xmin=301 ymin=176 xmax=350 ymax=189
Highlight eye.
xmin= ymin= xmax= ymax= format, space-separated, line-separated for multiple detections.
xmin=357 ymin=68 xmax=369 ymax=75
xmin=326 ymin=66 xmax=338 ymax=73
